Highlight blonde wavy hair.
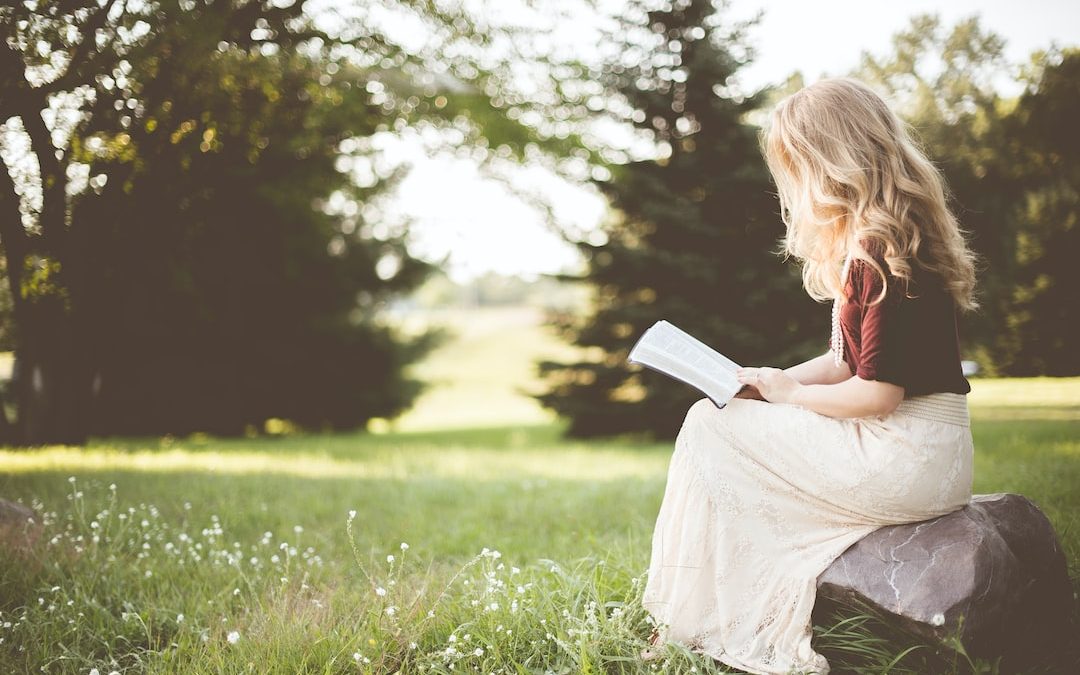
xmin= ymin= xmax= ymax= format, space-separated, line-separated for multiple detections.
xmin=759 ymin=76 xmax=977 ymax=311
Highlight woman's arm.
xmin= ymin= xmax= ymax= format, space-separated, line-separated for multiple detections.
xmin=734 ymin=350 xmax=851 ymax=400
xmin=783 ymin=350 xmax=855 ymax=385
xmin=736 ymin=366 xmax=905 ymax=418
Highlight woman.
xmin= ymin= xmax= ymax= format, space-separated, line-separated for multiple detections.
xmin=639 ymin=77 xmax=979 ymax=674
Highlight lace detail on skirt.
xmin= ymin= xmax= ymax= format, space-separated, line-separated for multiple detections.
xmin=642 ymin=396 xmax=974 ymax=675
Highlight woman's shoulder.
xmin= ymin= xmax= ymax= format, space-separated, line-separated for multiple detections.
xmin=851 ymin=238 xmax=944 ymax=301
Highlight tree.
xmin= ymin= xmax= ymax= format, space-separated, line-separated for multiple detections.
xmin=999 ymin=48 xmax=1080 ymax=375
xmin=65 ymin=46 xmax=440 ymax=436
xmin=537 ymin=0 xmax=828 ymax=438
xmin=0 ymin=0 xmax=565 ymax=442
xmin=854 ymin=15 xmax=1080 ymax=375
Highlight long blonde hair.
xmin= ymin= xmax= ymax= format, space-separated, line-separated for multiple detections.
xmin=759 ymin=77 xmax=978 ymax=310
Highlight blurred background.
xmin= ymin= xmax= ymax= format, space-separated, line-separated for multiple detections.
xmin=1 ymin=0 xmax=1078 ymax=446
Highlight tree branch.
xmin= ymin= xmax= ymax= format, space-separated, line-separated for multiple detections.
xmin=0 ymin=153 xmax=30 ymax=320
xmin=45 ymin=0 xmax=124 ymax=94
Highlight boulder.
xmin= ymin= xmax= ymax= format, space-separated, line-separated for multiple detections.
xmin=0 ymin=497 xmax=41 ymax=550
xmin=815 ymin=493 xmax=1076 ymax=668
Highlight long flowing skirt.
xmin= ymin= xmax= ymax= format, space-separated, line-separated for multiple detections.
xmin=642 ymin=393 xmax=974 ymax=675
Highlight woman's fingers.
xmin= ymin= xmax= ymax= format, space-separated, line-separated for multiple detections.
xmin=736 ymin=366 xmax=776 ymax=385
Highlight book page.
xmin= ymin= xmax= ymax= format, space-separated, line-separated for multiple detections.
xmin=627 ymin=321 xmax=742 ymax=406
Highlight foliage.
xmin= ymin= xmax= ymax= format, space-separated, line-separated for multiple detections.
xmin=0 ymin=1 xmax=565 ymax=441
xmin=854 ymin=15 xmax=1080 ymax=376
xmin=537 ymin=0 xmax=828 ymax=438
xmin=65 ymin=44 xmax=437 ymax=435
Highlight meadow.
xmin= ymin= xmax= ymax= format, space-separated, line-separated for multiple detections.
xmin=1 ymin=308 xmax=1077 ymax=674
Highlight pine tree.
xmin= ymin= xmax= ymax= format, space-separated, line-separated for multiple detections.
xmin=538 ymin=0 xmax=827 ymax=438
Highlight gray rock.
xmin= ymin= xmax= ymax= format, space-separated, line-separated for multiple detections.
xmin=0 ymin=497 xmax=41 ymax=550
xmin=815 ymin=493 xmax=1076 ymax=667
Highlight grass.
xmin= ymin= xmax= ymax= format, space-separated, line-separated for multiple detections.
xmin=0 ymin=308 xmax=1077 ymax=673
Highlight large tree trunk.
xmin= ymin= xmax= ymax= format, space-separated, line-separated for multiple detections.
xmin=12 ymin=304 xmax=91 ymax=446
xmin=0 ymin=50 xmax=91 ymax=446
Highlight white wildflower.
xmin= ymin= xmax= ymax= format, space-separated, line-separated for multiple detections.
xmin=375 ymin=587 xmax=387 ymax=597
xmin=226 ymin=630 xmax=240 ymax=644
xmin=931 ymin=612 xmax=945 ymax=626
xmin=400 ymin=542 xmax=409 ymax=551
xmin=387 ymin=554 xmax=395 ymax=563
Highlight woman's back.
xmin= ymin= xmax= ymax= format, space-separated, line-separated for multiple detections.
xmin=838 ymin=243 xmax=971 ymax=396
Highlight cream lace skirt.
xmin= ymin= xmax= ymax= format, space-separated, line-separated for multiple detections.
xmin=642 ymin=393 xmax=974 ymax=675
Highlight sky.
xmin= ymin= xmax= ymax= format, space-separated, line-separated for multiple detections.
xmin=388 ymin=0 xmax=1080 ymax=282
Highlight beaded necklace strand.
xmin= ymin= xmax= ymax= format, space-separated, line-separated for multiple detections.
xmin=830 ymin=253 xmax=853 ymax=369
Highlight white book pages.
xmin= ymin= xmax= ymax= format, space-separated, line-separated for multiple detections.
xmin=627 ymin=320 xmax=742 ymax=408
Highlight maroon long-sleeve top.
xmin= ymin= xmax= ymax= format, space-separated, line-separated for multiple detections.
xmin=836 ymin=244 xmax=971 ymax=396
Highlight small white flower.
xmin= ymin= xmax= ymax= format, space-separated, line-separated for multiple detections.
xmin=400 ymin=542 xmax=409 ymax=551
xmin=353 ymin=652 xmax=362 ymax=662
xmin=473 ymin=647 xmax=484 ymax=657
xmin=385 ymin=606 xmax=396 ymax=616
xmin=226 ymin=630 xmax=240 ymax=644
xmin=348 ymin=510 xmax=357 ymax=519
xmin=375 ymin=586 xmax=387 ymax=597
xmin=387 ymin=554 xmax=395 ymax=563
xmin=177 ymin=613 xmax=185 ymax=623
xmin=233 ymin=588 xmax=240 ymax=596
xmin=408 ymin=641 xmax=417 ymax=650
xmin=90 ymin=669 xmax=100 ymax=675
xmin=931 ymin=612 xmax=945 ymax=626
xmin=293 ymin=525 xmax=303 ymax=534
xmin=448 ymin=634 xmax=457 ymax=643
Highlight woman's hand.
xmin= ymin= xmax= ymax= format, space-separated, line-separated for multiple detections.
xmin=736 ymin=367 xmax=804 ymax=405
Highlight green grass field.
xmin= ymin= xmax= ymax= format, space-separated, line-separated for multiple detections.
xmin=1 ymin=308 xmax=1077 ymax=673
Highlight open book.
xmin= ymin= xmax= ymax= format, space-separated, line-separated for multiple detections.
xmin=627 ymin=320 xmax=745 ymax=409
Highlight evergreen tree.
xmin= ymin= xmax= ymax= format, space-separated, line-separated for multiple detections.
xmin=855 ymin=16 xmax=1080 ymax=376
xmin=1000 ymin=48 xmax=1080 ymax=375
xmin=537 ymin=0 xmax=827 ymax=438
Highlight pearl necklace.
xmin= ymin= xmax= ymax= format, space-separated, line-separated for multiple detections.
xmin=830 ymin=253 xmax=853 ymax=369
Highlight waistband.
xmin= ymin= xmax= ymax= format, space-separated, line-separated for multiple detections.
xmin=894 ymin=392 xmax=970 ymax=427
